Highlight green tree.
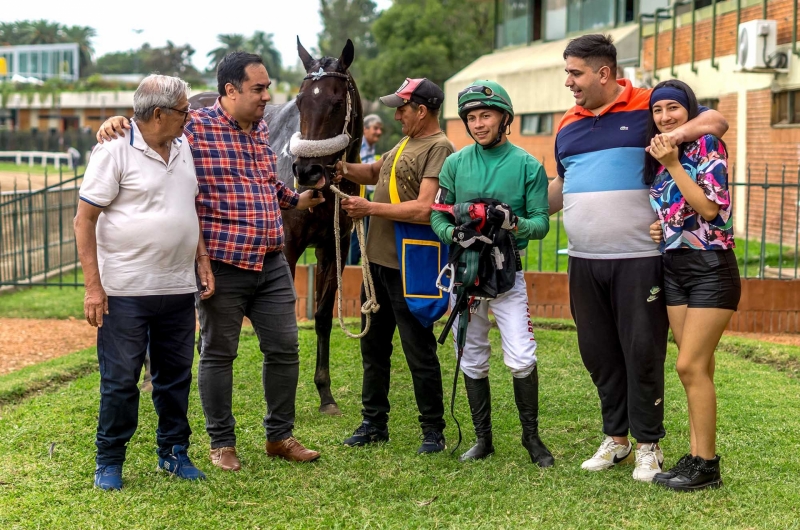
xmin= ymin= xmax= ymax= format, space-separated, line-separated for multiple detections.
xmin=206 ymin=32 xmax=283 ymax=81
xmin=318 ymin=0 xmax=379 ymax=76
xmin=21 ymin=19 xmax=63 ymax=45
xmin=248 ymin=31 xmax=282 ymax=80
xmin=206 ymin=34 xmax=247 ymax=71
xmin=0 ymin=22 xmax=26 ymax=46
xmin=142 ymin=41 xmax=202 ymax=83
xmin=62 ymin=25 xmax=97 ymax=77
xmin=95 ymin=50 xmax=140 ymax=74
xmin=360 ymin=0 xmax=494 ymax=100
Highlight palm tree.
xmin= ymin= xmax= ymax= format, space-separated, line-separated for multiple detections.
xmin=248 ymin=31 xmax=282 ymax=80
xmin=0 ymin=22 xmax=25 ymax=46
xmin=21 ymin=19 xmax=63 ymax=45
xmin=63 ymin=25 xmax=97 ymax=77
xmin=206 ymin=34 xmax=246 ymax=71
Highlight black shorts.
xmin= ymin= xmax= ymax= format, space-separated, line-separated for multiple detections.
xmin=662 ymin=249 xmax=741 ymax=310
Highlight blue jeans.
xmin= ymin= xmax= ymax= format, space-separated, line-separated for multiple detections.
xmin=95 ymin=294 xmax=196 ymax=465
xmin=197 ymin=252 xmax=300 ymax=447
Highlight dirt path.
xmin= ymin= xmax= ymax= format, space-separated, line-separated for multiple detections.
xmin=0 ymin=318 xmax=796 ymax=378
xmin=0 ymin=318 xmax=96 ymax=376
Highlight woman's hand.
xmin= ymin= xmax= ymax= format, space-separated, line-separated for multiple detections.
xmin=649 ymin=220 xmax=663 ymax=244
xmin=648 ymin=134 xmax=680 ymax=167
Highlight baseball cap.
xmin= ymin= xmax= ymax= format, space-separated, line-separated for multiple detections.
xmin=380 ymin=78 xmax=444 ymax=110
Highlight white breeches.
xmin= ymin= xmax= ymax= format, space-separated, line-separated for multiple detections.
xmin=450 ymin=271 xmax=538 ymax=380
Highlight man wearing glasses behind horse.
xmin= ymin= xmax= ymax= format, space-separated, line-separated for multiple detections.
xmin=334 ymin=78 xmax=454 ymax=454
xmin=97 ymin=52 xmax=325 ymax=472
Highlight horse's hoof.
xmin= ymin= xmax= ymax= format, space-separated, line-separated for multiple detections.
xmin=319 ymin=403 xmax=342 ymax=416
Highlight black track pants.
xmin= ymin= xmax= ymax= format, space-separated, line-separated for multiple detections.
xmin=568 ymin=256 xmax=669 ymax=442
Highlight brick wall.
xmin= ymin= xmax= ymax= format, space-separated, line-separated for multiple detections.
xmin=742 ymin=89 xmax=800 ymax=247
xmin=642 ymin=0 xmax=798 ymax=71
xmin=296 ymin=266 xmax=800 ymax=333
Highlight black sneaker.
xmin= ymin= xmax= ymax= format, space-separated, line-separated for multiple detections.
xmin=653 ymin=453 xmax=693 ymax=484
xmin=343 ymin=421 xmax=389 ymax=447
xmin=658 ymin=455 xmax=723 ymax=491
xmin=417 ymin=431 xmax=445 ymax=454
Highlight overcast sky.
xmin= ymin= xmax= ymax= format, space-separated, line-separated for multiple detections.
xmin=1 ymin=0 xmax=392 ymax=71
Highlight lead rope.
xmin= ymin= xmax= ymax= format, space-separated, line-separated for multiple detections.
xmin=330 ymin=182 xmax=379 ymax=338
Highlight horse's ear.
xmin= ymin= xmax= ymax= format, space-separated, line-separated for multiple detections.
xmin=297 ymin=37 xmax=315 ymax=72
xmin=339 ymin=39 xmax=355 ymax=72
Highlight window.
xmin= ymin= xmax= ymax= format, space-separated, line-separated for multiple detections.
xmin=520 ymin=113 xmax=553 ymax=135
xmin=697 ymin=98 xmax=719 ymax=111
xmin=496 ymin=0 xmax=533 ymax=48
xmin=772 ymin=90 xmax=800 ymax=126
xmin=545 ymin=0 xmax=567 ymax=40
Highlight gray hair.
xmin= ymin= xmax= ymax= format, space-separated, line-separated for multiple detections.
xmin=133 ymin=74 xmax=191 ymax=121
xmin=363 ymin=114 xmax=383 ymax=129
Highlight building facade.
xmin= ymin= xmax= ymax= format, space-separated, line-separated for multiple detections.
xmin=0 ymin=43 xmax=80 ymax=82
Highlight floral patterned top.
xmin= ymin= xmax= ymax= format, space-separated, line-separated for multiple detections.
xmin=649 ymin=134 xmax=735 ymax=251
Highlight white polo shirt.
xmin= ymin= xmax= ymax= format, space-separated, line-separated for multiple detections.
xmin=79 ymin=120 xmax=200 ymax=296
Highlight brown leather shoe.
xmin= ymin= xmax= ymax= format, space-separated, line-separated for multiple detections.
xmin=265 ymin=437 xmax=320 ymax=463
xmin=209 ymin=446 xmax=241 ymax=471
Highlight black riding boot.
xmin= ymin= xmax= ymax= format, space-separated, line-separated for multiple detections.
xmin=513 ymin=366 xmax=554 ymax=468
xmin=459 ymin=374 xmax=495 ymax=462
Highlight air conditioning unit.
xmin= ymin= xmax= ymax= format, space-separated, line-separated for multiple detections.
xmin=737 ymin=20 xmax=777 ymax=70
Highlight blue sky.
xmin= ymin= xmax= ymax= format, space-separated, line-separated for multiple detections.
xmin=1 ymin=0 xmax=392 ymax=71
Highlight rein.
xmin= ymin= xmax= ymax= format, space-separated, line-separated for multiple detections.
xmin=330 ymin=184 xmax=379 ymax=338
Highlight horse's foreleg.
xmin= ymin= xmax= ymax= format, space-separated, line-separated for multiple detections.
xmin=313 ymin=245 xmax=343 ymax=416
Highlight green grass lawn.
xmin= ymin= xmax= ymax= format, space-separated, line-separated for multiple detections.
xmin=0 ymin=323 xmax=799 ymax=528
xmin=0 ymin=269 xmax=84 ymax=319
xmin=0 ymin=161 xmax=85 ymax=178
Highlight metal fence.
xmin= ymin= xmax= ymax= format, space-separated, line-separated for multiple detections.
xmin=0 ymin=170 xmax=83 ymax=288
xmin=0 ymin=164 xmax=798 ymax=289
xmin=0 ymin=130 xmax=95 ymax=165
xmin=519 ymin=167 xmax=800 ymax=279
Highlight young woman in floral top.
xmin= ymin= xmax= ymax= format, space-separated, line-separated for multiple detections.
xmin=644 ymin=80 xmax=740 ymax=491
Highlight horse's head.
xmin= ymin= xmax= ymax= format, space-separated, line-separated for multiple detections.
xmin=290 ymin=38 xmax=358 ymax=189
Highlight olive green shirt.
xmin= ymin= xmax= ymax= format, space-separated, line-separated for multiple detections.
xmin=366 ymin=131 xmax=454 ymax=269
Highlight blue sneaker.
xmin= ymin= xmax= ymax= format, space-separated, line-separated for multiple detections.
xmin=158 ymin=445 xmax=206 ymax=480
xmin=94 ymin=464 xmax=123 ymax=490
xmin=417 ymin=431 xmax=446 ymax=454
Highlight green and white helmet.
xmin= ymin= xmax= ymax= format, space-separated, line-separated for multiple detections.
xmin=457 ymin=80 xmax=514 ymax=148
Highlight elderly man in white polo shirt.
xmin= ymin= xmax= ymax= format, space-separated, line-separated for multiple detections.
xmin=75 ymin=74 xmax=214 ymax=491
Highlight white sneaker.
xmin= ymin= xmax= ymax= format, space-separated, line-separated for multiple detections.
xmin=581 ymin=436 xmax=632 ymax=471
xmin=632 ymin=443 xmax=664 ymax=482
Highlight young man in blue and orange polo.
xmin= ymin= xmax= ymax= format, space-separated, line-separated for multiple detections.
xmin=548 ymin=34 xmax=729 ymax=482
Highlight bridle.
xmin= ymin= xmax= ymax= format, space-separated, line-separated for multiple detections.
xmin=289 ymin=67 xmax=358 ymax=173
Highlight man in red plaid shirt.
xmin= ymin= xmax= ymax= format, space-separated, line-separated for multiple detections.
xmin=98 ymin=52 xmax=324 ymax=470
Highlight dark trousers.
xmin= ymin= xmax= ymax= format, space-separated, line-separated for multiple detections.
xmin=197 ymin=252 xmax=299 ymax=447
xmin=568 ymin=256 xmax=669 ymax=442
xmin=360 ymin=263 xmax=445 ymax=432
xmin=95 ymin=294 xmax=196 ymax=465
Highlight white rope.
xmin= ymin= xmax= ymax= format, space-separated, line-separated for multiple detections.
xmin=330 ymin=183 xmax=379 ymax=339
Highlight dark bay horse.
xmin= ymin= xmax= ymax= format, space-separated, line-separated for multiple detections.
xmin=189 ymin=39 xmax=362 ymax=415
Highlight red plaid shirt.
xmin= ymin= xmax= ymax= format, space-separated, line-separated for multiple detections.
xmin=184 ymin=99 xmax=298 ymax=271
